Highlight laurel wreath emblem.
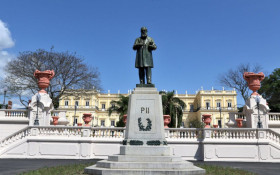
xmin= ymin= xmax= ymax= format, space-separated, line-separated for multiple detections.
xmin=138 ymin=117 xmax=152 ymax=131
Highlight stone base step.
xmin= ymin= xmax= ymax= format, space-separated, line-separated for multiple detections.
xmin=85 ymin=165 xmax=205 ymax=175
xmin=120 ymin=145 xmax=171 ymax=156
xmin=108 ymin=155 xmax=183 ymax=162
xmin=96 ymin=160 xmax=194 ymax=169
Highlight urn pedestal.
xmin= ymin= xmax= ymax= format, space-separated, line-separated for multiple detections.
xmin=29 ymin=70 xmax=55 ymax=126
xmin=243 ymin=72 xmax=270 ymax=128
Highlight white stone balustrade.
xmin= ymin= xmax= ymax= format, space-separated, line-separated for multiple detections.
xmin=166 ymin=128 xmax=204 ymax=140
xmin=0 ymin=127 xmax=280 ymax=162
xmin=91 ymin=127 xmax=124 ymax=138
xmin=269 ymin=113 xmax=280 ymax=121
xmin=205 ymin=128 xmax=257 ymax=140
xmin=0 ymin=126 xmax=31 ymax=149
xmin=1 ymin=109 xmax=28 ymax=118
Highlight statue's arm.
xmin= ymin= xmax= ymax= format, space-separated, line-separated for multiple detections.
xmin=133 ymin=38 xmax=143 ymax=50
xmin=148 ymin=38 xmax=157 ymax=51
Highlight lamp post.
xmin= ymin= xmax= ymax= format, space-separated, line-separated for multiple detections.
xmin=255 ymin=96 xmax=263 ymax=128
xmin=2 ymin=87 xmax=7 ymax=109
xmin=73 ymin=104 xmax=77 ymax=126
xmin=219 ymin=107 xmax=222 ymax=128
xmin=34 ymin=93 xmax=41 ymax=126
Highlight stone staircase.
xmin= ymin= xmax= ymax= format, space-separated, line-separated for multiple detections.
xmin=85 ymin=154 xmax=205 ymax=175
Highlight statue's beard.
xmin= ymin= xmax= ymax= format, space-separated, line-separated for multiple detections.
xmin=141 ymin=34 xmax=147 ymax=39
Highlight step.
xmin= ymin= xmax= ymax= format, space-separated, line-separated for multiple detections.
xmin=120 ymin=145 xmax=171 ymax=156
xmin=108 ymin=155 xmax=183 ymax=162
xmin=96 ymin=160 xmax=194 ymax=169
xmin=85 ymin=165 xmax=206 ymax=175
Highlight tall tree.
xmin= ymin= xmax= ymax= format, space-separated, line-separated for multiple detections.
xmin=3 ymin=48 xmax=101 ymax=108
xmin=160 ymin=91 xmax=186 ymax=128
xmin=108 ymin=95 xmax=129 ymax=127
xmin=259 ymin=68 xmax=280 ymax=112
xmin=219 ymin=63 xmax=262 ymax=102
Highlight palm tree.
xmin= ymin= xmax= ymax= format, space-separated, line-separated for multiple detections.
xmin=160 ymin=91 xmax=186 ymax=128
xmin=108 ymin=95 xmax=129 ymax=127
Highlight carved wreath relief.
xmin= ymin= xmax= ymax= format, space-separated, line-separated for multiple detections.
xmin=138 ymin=107 xmax=152 ymax=131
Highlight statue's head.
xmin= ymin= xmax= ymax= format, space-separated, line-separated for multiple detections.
xmin=141 ymin=27 xmax=148 ymax=39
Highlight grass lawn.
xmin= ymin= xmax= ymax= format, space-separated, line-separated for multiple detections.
xmin=21 ymin=162 xmax=257 ymax=175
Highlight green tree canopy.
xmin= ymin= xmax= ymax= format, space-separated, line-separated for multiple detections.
xmin=108 ymin=95 xmax=129 ymax=127
xmin=259 ymin=68 xmax=280 ymax=112
xmin=160 ymin=91 xmax=186 ymax=128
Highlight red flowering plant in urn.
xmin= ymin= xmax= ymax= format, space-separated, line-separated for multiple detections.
xmin=52 ymin=116 xmax=59 ymax=126
xmin=123 ymin=114 xmax=127 ymax=126
xmin=163 ymin=115 xmax=171 ymax=128
xmin=235 ymin=118 xmax=243 ymax=128
xmin=34 ymin=70 xmax=55 ymax=93
xmin=202 ymin=114 xmax=212 ymax=128
xmin=243 ymin=72 xmax=265 ymax=96
xmin=83 ymin=113 xmax=92 ymax=126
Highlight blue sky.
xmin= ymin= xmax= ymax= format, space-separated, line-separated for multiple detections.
xmin=0 ymin=0 xmax=280 ymax=108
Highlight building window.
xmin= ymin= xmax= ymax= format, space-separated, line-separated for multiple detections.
xmin=111 ymin=103 xmax=115 ymax=108
xmin=217 ymin=102 xmax=221 ymax=108
xmin=190 ymin=104 xmax=194 ymax=112
xmin=101 ymin=120 xmax=105 ymax=126
xmin=206 ymin=102 xmax=210 ymax=110
xmin=65 ymin=101 xmax=68 ymax=106
xmin=86 ymin=101 xmax=89 ymax=106
xmin=102 ymin=104 xmax=106 ymax=111
xmin=75 ymin=101 xmax=79 ymax=107
xmin=228 ymin=102 xmax=232 ymax=108
xmin=111 ymin=120 xmax=115 ymax=127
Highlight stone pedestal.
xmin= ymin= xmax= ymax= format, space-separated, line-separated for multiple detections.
xmin=85 ymin=87 xmax=205 ymax=175
xmin=243 ymin=95 xmax=270 ymax=128
xmin=28 ymin=93 xmax=54 ymax=126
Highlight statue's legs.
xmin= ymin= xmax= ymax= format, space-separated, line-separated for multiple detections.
xmin=146 ymin=67 xmax=152 ymax=84
xmin=139 ymin=68 xmax=145 ymax=84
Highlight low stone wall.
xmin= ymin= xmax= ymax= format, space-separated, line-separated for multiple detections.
xmin=1 ymin=127 xmax=280 ymax=162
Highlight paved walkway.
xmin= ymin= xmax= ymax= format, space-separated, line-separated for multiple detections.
xmin=0 ymin=159 xmax=279 ymax=175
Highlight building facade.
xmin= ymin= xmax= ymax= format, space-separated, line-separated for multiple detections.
xmin=58 ymin=89 xmax=238 ymax=128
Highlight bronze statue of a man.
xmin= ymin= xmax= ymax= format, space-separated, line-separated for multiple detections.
xmin=133 ymin=27 xmax=157 ymax=85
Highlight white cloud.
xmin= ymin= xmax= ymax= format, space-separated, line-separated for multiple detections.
xmin=0 ymin=20 xmax=15 ymax=50
xmin=0 ymin=20 xmax=15 ymax=78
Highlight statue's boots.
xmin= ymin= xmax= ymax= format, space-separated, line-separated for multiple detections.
xmin=147 ymin=77 xmax=152 ymax=84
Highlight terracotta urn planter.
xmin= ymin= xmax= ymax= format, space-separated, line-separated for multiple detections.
xmin=52 ymin=116 xmax=59 ymax=126
xmin=213 ymin=124 xmax=218 ymax=128
xmin=202 ymin=114 xmax=212 ymax=128
xmin=82 ymin=113 xmax=92 ymax=126
xmin=34 ymin=70 xmax=55 ymax=94
xmin=163 ymin=115 xmax=171 ymax=128
xmin=77 ymin=123 xmax=83 ymax=126
xmin=243 ymin=72 xmax=265 ymax=96
xmin=235 ymin=118 xmax=244 ymax=128
xmin=123 ymin=114 xmax=127 ymax=126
